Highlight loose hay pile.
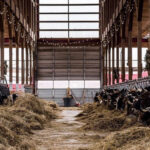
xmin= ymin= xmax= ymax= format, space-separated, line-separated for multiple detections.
xmin=77 ymin=103 xmax=138 ymax=131
xmin=94 ymin=127 xmax=150 ymax=150
xmin=78 ymin=103 xmax=150 ymax=150
xmin=0 ymin=94 xmax=58 ymax=150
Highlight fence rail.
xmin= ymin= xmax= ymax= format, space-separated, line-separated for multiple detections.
xmin=103 ymin=77 xmax=150 ymax=90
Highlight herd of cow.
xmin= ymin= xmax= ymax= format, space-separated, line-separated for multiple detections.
xmin=95 ymin=86 xmax=150 ymax=125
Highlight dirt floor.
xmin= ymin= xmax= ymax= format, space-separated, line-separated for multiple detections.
xmin=31 ymin=107 xmax=106 ymax=150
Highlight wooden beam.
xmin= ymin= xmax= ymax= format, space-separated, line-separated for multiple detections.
xmin=0 ymin=30 xmax=4 ymax=79
xmin=121 ymin=23 xmax=126 ymax=82
xmin=105 ymin=47 xmax=108 ymax=85
xmin=116 ymin=32 xmax=119 ymax=83
xmin=33 ymin=50 xmax=37 ymax=94
xmin=21 ymin=37 xmax=25 ymax=84
xmin=128 ymin=10 xmax=134 ymax=80
xmin=137 ymin=0 xmax=144 ymax=78
xmin=109 ymin=43 xmax=111 ymax=85
xmin=7 ymin=12 xmax=13 ymax=84
xmin=137 ymin=21 xmax=142 ymax=78
xmin=15 ymin=29 xmax=20 ymax=84
xmin=100 ymin=45 xmax=104 ymax=87
xmin=26 ymin=43 xmax=29 ymax=85
xmin=0 ymin=2 xmax=5 ymax=79
xmin=30 ymin=46 xmax=32 ymax=85
xmin=112 ymin=37 xmax=115 ymax=84
xmin=128 ymin=31 xmax=133 ymax=80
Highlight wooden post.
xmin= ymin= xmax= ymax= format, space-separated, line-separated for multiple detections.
xmin=100 ymin=44 xmax=104 ymax=87
xmin=137 ymin=21 xmax=142 ymax=78
xmin=105 ymin=47 xmax=108 ymax=85
xmin=128 ymin=10 xmax=134 ymax=80
xmin=128 ymin=31 xmax=132 ymax=80
xmin=0 ymin=28 xmax=4 ymax=79
xmin=7 ymin=12 xmax=13 ymax=84
xmin=33 ymin=49 xmax=37 ymax=94
xmin=148 ymin=0 xmax=150 ymax=49
xmin=15 ymin=31 xmax=20 ymax=84
xmin=116 ymin=34 xmax=119 ymax=83
xmin=121 ymin=24 xmax=126 ymax=82
xmin=112 ymin=37 xmax=115 ymax=84
xmin=0 ymin=2 xmax=5 ymax=79
xmin=137 ymin=0 xmax=143 ymax=78
xmin=103 ymin=47 xmax=106 ymax=86
xmin=21 ymin=37 xmax=25 ymax=85
xmin=26 ymin=43 xmax=29 ymax=85
xmin=109 ymin=43 xmax=111 ymax=85
xmin=9 ymin=36 xmax=13 ymax=84
xmin=30 ymin=45 xmax=32 ymax=85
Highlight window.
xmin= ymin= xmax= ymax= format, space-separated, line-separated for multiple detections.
xmin=85 ymin=81 xmax=100 ymax=89
xmin=39 ymin=0 xmax=99 ymax=38
xmin=38 ymin=81 xmax=53 ymax=89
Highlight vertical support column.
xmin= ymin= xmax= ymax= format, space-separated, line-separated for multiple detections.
xmin=16 ymin=32 xmax=19 ymax=86
xmin=105 ymin=47 xmax=108 ymax=85
xmin=0 ymin=27 xmax=4 ymax=79
xmin=121 ymin=24 xmax=126 ymax=82
xmin=148 ymin=0 xmax=150 ymax=50
xmin=137 ymin=21 xmax=142 ymax=78
xmin=52 ymin=47 xmax=55 ymax=98
xmin=128 ymin=10 xmax=134 ymax=80
xmin=29 ymin=45 xmax=32 ymax=85
xmin=112 ymin=37 xmax=115 ymax=84
xmin=33 ymin=49 xmax=37 ymax=95
xmin=137 ymin=0 xmax=143 ymax=78
xmin=121 ymin=44 xmax=125 ymax=82
xmin=0 ymin=2 xmax=5 ymax=79
xmin=128 ymin=31 xmax=132 ymax=80
xmin=116 ymin=36 xmax=119 ymax=83
xmin=21 ymin=37 xmax=25 ymax=85
xmin=26 ymin=43 xmax=29 ymax=85
xmin=9 ymin=36 xmax=13 ymax=84
xmin=108 ymin=43 xmax=111 ymax=85
xmin=7 ymin=14 xmax=13 ymax=84
xmin=103 ymin=46 xmax=106 ymax=86
xmin=100 ymin=44 xmax=104 ymax=87
xmin=83 ymin=47 xmax=86 ymax=89
xmin=67 ymin=47 xmax=71 ymax=87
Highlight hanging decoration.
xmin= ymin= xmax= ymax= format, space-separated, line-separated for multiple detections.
xmin=38 ymin=38 xmax=101 ymax=48
xmin=102 ymin=0 xmax=136 ymax=47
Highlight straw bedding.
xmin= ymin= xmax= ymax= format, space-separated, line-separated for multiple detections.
xmin=0 ymin=94 xmax=58 ymax=150
xmin=78 ymin=103 xmax=150 ymax=150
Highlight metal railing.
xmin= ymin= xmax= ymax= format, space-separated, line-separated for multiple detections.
xmin=103 ymin=77 xmax=150 ymax=90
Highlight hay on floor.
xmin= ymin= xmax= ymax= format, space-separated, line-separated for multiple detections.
xmin=0 ymin=94 xmax=58 ymax=150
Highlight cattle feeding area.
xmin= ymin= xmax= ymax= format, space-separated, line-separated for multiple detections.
xmin=77 ymin=86 xmax=150 ymax=150
xmin=0 ymin=94 xmax=58 ymax=150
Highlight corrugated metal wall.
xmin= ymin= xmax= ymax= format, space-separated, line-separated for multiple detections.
xmin=37 ymin=46 xmax=100 ymax=80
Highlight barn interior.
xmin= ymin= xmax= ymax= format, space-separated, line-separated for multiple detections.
xmin=0 ymin=0 xmax=150 ymax=104
xmin=0 ymin=0 xmax=150 ymax=150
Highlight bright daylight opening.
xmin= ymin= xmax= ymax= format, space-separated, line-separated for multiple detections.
xmin=39 ymin=0 xmax=99 ymax=38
